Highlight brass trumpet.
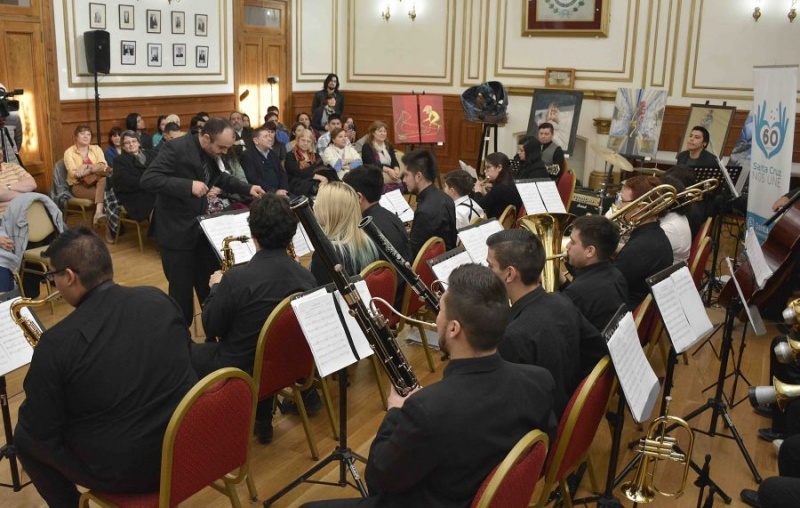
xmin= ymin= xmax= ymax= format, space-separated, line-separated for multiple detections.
xmin=608 ymin=184 xmax=677 ymax=236
xmin=10 ymin=292 xmax=63 ymax=347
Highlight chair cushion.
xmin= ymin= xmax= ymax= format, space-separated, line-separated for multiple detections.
xmin=87 ymin=490 xmax=159 ymax=507
xmin=23 ymin=246 xmax=50 ymax=264
xmin=68 ymin=197 xmax=94 ymax=207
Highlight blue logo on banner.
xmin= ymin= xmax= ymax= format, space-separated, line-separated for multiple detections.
xmin=755 ymin=100 xmax=789 ymax=160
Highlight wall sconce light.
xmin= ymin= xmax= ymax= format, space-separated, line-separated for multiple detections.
xmin=381 ymin=4 xmax=391 ymax=21
xmin=753 ymin=0 xmax=762 ymax=21
xmin=790 ymin=0 xmax=797 ymax=22
xmin=408 ymin=2 xmax=417 ymax=21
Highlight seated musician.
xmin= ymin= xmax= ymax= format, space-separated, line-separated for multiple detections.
xmin=301 ymin=264 xmax=558 ymax=508
xmin=192 ymin=195 xmax=317 ymax=443
xmin=472 ymin=152 xmax=522 ymax=220
xmin=560 ymin=215 xmax=629 ymax=332
xmin=486 ymin=229 xmax=606 ymax=417
xmin=676 ymin=125 xmax=718 ymax=168
xmin=538 ymin=122 xmax=566 ymax=181
xmin=14 ymin=227 xmax=197 ymax=506
xmin=613 ymin=175 xmax=674 ymax=309
xmin=742 ymin=434 xmax=800 ymax=508
xmin=658 ymin=175 xmax=692 ymax=265
xmin=663 ymin=165 xmax=705 ymax=238
xmin=443 ymin=169 xmax=484 ymax=229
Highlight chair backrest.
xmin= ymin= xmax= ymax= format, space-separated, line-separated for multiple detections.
xmin=633 ymin=294 xmax=656 ymax=347
xmin=689 ymin=236 xmax=712 ymax=290
xmin=557 ymin=168 xmax=577 ymax=210
xmin=540 ymin=357 xmax=615 ymax=492
xmin=498 ymin=205 xmax=517 ymax=230
xmin=161 ymin=368 xmax=256 ymax=507
xmin=516 ymin=204 xmax=527 ymax=222
xmin=361 ymin=260 xmax=399 ymax=326
xmin=252 ymin=295 xmax=317 ymax=402
xmin=471 ymin=430 xmax=549 ymax=508
xmin=401 ymin=236 xmax=445 ymax=317
xmin=690 ymin=217 xmax=713 ymax=260
xmin=26 ymin=201 xmax=56 ymax=243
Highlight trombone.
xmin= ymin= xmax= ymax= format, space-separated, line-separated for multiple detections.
xmin=607 ymin=184 xmax=677 ymax=236
xmin=667 ymin=178 xmax=719 ymax=214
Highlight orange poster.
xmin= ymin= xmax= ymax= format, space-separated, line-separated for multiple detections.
xmin=391 ymin=95 xmax=445 ymax=145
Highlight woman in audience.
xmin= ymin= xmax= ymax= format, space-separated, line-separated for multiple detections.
xmin=311 ymin=73 xmax=344 ymax=115
xmin=112 ymin=130 xmax=156 ymax=223
xmin=472 ymin=152 xmax=522 ymax=219
xmin=517 ymin=138 xmax=549 ymax=179
xmin=125 ymin=112 xmax=152 ymax=149
xmin=165 ymin=113 xmax=181 ymax=128
xmin=286 ymin=121 xmax=306 ymax=151
xmin=310 ymin=181 xmax=379 ymax=285
xmin=151 ymin=115 xmax=167 ymax=146
xmin=63 ymin=125 xmax=109 ymax=224
xmin=286 ymin=129 xmax=333 ymax=196
xmin=104 ymin=126 xmax=123 ymax=166
xmin=296 ymin=112 xmax=312 ymax=131
xmin=361 ymin=121 xmax=402 ymax=186
xmin=322 ymin=127 xmax=362 ymax=177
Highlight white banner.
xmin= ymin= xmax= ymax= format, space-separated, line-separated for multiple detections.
xmin=747 ymin=66 xmax=797 ymax=243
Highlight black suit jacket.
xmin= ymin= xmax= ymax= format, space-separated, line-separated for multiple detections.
xmin=562 ymin=261 xmax=629 ymax=332
xmin=614 ymin=221 xmax=674 ymax=309
xmin=112 ymin=150 xmax=157 ymax=221
xmin=241 ymin=146 xmax=289 ymax=193
xmin=364 ymin=353 xmax=557 ymax=508
xmin=140 ymin=134 xmax=252 ymax=251
xmin=410 ymin=184 xmax=457 ymax=257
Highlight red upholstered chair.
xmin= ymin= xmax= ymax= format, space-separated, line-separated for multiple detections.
xmin=556 ymin=167 xmax=577 ymax=210
xmin=689 ymin=236 xmax=712 ymax=291
xmin=533 ymin=356 xmax=615 ymax=508
xmin=252 ymin=295 xmax=337 ymax=460
xmin=498 ymin=205 xmax=517 ymax=230
xmin=361 ymin=260 xmax=400 ymax=410
xmin=690 ymin=217 xmax=713 ymax=261
xmin=80 ymin=368 xmax=258 ymax=508
xmin=399 ymin=236 xmax=445 ymax=372
xmin=470 ymin=430 xmax=549 ymax=508
xmin=516 ymin=204 xmax=527 ymax=221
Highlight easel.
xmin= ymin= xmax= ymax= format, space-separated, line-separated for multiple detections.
xmin=475 ymin=123 xmax=498 ymax=176
xmin=404 ymin=90 xmax=444 ymax=188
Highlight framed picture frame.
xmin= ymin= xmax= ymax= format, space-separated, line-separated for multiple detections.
xmin=146 ymin=10 xmax=161 ymax=34
xmin=196 ymin=46 xmax=209 ymax=68
xmin=544 ymin=68 xmax=576 ymax=90
xmin=89 ymin=3 xmax=106 ymax=30
xmin=524 ymin=0 xmax=609 ymax=37
xmin=147 ymin=43 xmax=162 ymax=67
xmin=173 ymin=43 xmax=187 ymax=67
xmin=119 ymin=5 xmax=134 ymax=30
xmin=680 ymin=104 xmax=737 ymax=155
xmin=607 ymin=88 xmax=668 ymax=159
xmin=195 ymin=14 xmax=208 ymax=36
xmin=121 ymin=41 xmax=136 ymax=66
xmin=171 ymin=11 xmax=185 ymax=35
xmin=526 ymin=89 xmax=584 ymax=155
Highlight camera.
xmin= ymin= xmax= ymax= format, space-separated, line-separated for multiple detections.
xmin=0 ymin=85 xmax=23 ymax=118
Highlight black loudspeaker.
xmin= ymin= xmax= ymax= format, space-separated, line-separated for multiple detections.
xmin=84 ymin=30 xmax=110 ymax=74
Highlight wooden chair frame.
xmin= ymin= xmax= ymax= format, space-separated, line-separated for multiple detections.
xmin=115 ymin=205 xmax=148 ymax=253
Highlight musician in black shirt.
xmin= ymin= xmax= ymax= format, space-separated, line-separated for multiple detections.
xmin=676 ymin=126 xmax=718 ymax=168
xmin=472 ymin=152 xmax=522 ymax=220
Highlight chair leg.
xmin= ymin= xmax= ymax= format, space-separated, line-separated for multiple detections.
xmin=136 ymin=223 xmax=144 ymax=253
xmin=585 ymin=456 xmax=600 ymax=493
xmin=317 ymin=375 xmax=339 ymax=440
xmin=220 ymin=476 xmax=244 ymax=508
xmin=293 ymin=388 xmax=320 ymax=460
xmin=370 ymin=356 xmax=388 ymax=410
xmin=245 ymin=468 xmax=258 ymax=502
xmin=416 ymin=324 xmax=436 ymax=373
xmin=559 ymin=480 xmax=574 ymax=508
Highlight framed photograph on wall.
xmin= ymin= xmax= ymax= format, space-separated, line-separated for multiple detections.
xmin=196 ymin=46 xmax=209 ymax=68
xmin=195 ymin=14 xmax=208 ymax=36
xmin=544 ymin=68 xmax=576 ymax=90
xmin=679 ymin=104 xmax=737 ymax=155
xmin=524 ymin=0 xmax=609 ymax=37
xmin=146 ymin=10 xmax=161 ymax=34
xmin=526 ymin=89 xmax=584 ymax=155
xmin=147 ymin=43 xmax=162 ymax=67
xmin=121 ymin=41 xmax=136 ymax=66
xmin=89 ymin=3 xmax=106 ymax=30
xmin=173 ymin=43 xmax=186 ymax=67
xmin=172 ymin=11 xmax=185 ymax=35
xmin=119 ymin=5 xmax=134 ymax=30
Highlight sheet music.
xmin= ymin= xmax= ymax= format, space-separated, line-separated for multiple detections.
xmin=607 ymin=313 xmax=660 ymax=423
xmin=292 ymin=290 xmax=359 ymax=377
xmin=292 ymin=223 xmax=315 ymax=257
xmin=725 ymin=258 xmax=766 ymax=335
xmin=0 ymin=299 xmax=36 ymax=376
xmin=536 ymin=180 xmax=567 ymax=214
xmin=334 ymin=281 xmax=375 ymax=361
xmin=457 ymin=220 xmax=503 ymax=266
xmin=745 ymin=227 xmax=774 ymax=289
xmin=379 ymin=189 xmax=414 ymax=223
xmin=199 ymin=211 xmax=256 ymax=264
xmin=671 ymin=267 xmax=714 ymax=341
xmin=430 ymin=249 xmax=473 ymax=284
xmin=458 ymin=160 xmax=478 ymax=179
xmin=515 ymin=181 xmax=547 ymax=214
xmin=650 ymin=277 xmax=695 ymax=354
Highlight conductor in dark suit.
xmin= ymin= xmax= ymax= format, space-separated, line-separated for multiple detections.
xmin=141 ymin=118 xmax=265 ymax=325
xmin=302 ymin=263 xmax=558 ymax=508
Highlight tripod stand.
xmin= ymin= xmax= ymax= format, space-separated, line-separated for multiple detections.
xmin=263 ymin=367 xmax=367 ymax=506
xmin=0 ymin=375 xmax=30 ymax=491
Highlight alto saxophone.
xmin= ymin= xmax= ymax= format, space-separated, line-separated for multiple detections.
xmin=10 ymin=292 xmax=63 ymax=347
xmin=220 ymin=235 xmax=250 ymax=272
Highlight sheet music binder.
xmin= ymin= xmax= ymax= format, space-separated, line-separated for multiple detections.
xmin=514 ymin=178 xmax=567 ymax=214
xmin=427 ymin=246 xmax=472 ymax=284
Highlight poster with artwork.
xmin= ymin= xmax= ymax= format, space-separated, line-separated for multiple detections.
xmin=526 ymin=89 xmax=583 ymax=155
xmin=391 ymin=95 xmax=446 ymax=145
xmin=607 ymin=88 xmax=667 ymax=159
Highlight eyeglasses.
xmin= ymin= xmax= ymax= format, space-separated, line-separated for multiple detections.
xmin=44 ymin=267 xmax=78 ymax=282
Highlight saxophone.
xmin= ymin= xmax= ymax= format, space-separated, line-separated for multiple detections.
xmin=220 ymin=235 xmax=250 ymax=272
xmin=10 ymin=292 xmax=63 ymax=347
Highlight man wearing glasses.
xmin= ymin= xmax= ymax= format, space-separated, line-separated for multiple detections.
xmin=14 ymin=226 xmax=197 ymax=506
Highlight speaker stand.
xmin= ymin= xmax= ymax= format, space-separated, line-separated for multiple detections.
xmin=93 ymin=70 xmax=101 ymax=140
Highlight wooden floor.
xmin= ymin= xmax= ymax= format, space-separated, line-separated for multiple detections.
xmin=0 ymin=221 xmax=783 ymax=507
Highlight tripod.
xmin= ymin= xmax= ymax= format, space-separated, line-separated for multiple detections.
xmin=263 ymin=368 xmax=367 ymax=506
xmin=0 ymin=375 xmax=30 ymax=491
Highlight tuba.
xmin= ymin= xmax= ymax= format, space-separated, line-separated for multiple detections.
xmin=518 ymin=213 xmax=574 ymax=293
xmin=621 ymin=396 xmax=695 ymax=503
xmin=608 ymin=184 xmax=676 ymax=236
xmin=10 ymin=292 xmax=63 ymax=347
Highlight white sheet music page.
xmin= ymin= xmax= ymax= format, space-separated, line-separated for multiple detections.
xmin=515 ymin=181 xmax=547 ymax=214
xmin=379 ymin=189 xmax=414 ymax=223
xmin=745 ymin=227 xmax=774 ymax=289
xmin=292 ymin=223 xmax=315 ymax=257
xmin=536 ymin=180 xmax=567 ymax=213
xmin=607 ymin=312 xmax=660 ymax=423
xmin=334 ymin=281 xmax=375 ymax=360
xmin=671 ymin=267 xmax=714 ymax=341
xmin=292 ymin=290 xmax=358 ymax=377
xmin=199 ymin=211 xmax=256 ymax=265
xmin=431 ymin=249 xmax=474 ymax=285
xmin=0 ymin=299 xmax=35 ymax=376
xmin=650 ymin=277 xmax=694 ymax=354
xmin=457 ymin=220 xmax=503 ymax=266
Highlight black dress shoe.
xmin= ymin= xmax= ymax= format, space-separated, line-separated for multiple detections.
xmin=281 ymin=389 xmax=323 ymax=416
xmin=741 ymin=488 xmax=763 ymax=508
xmin=758 ymin=428 xmax=786 ymax=442
xmin=255 ymin=419 xmax=273 ymax=444
xmin=753 ymin=403 xmax=776 ymax=418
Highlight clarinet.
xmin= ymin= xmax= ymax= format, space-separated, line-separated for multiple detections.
xmin=358 ymin=216 xmax=440 ymax=314
xmin=291 ymin=197 xmax=420 ymax=396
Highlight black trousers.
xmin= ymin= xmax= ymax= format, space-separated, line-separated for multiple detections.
xmin=160 ymin=241 xmax=220 ymax=326
xmin=760 ymin=434 xmax=800 ymax=507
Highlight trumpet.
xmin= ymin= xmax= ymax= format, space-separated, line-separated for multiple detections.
xmin=621 ymin=396 xmax=695 ymax=503
xmin=608 ymin=184 xmax=676 ymax=236
xmin=10 ymin=292 xmax=63 ymax=347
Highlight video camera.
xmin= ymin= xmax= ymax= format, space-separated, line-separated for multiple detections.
xmin=0 ymin=85 xmax=24 ymax=118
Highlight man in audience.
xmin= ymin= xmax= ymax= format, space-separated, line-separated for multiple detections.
xmin=229 ymin=110 xmax=250 ymax=158
xmin=301 ymin=264 xmax=558 ymax=507
xmin=560 ymin=215 xmax=628 ymax=332
xmin=316 ymin=114 xmax=347 ymax=156
xmin=14 ymin=226 xmax=197 ymax=506
xmin=193 ymin=195 xmax=316 ymax=443
xmin=402 ymin=150 xmax=457 ymax=257
xmin=241 ymin=124 xmax=289 ymax=196
xmin=141 ymin=118 xmax=265 ymax=326
xmin=266 ymin=105 xmax=290 ymax=142
xmin=0 ymin=143 xmax=38 ymax=291
xmin=538 ymin=122 xmax=565 ymax=180
xmin=487 ymin=229 xmax=606 ymax=417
